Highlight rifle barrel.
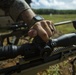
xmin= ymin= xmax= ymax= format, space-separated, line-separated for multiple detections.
xmin=54 ymin=20 xmax=72 ymax=26
xmin=0 ymin=20 xmax=75 ymax=30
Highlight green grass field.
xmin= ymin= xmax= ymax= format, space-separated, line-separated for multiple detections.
xmin=42 ymin=14 xmax=76 ymax=22
xmin=42 ymin=14 xmax=76 ymax=35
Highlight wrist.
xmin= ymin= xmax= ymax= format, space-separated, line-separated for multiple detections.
xmin=21 ymin=9 xmax=36 ymax=24
xmin=28 ymin=15 xmax=44 ymax=28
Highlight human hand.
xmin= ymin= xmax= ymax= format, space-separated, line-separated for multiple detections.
xmin=28 ymin=20 xmax=56 ymax=42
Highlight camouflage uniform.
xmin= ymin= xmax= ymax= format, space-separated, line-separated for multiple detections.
xmin=0 ymin=0 xmax=30 ymax=21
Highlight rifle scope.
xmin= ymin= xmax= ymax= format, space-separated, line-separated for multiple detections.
xmin=0 ymin=33 xmax=76 ymax=60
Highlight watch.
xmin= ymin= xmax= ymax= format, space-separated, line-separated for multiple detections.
xmin=29 ymin=15 xmax=44 ymax=28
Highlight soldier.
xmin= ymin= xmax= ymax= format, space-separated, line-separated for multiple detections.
xmin=0 ymin=0 xmax=56 ymax=42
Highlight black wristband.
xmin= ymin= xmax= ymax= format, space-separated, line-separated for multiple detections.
xmin=29 ymin=15 xmax=44 ymax=28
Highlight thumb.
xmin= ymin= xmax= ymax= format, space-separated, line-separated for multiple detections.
xmin=28 ymin=29 xmax=37 ymax=38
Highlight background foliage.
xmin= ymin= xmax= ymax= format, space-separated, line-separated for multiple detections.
xmin=33 ymin=9 xmax=76 ymax=15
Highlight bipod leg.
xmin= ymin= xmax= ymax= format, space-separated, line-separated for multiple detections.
xmin=70 ymin=58 xmax=76 ymax=75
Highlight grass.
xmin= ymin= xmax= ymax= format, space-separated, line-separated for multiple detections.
xmin=42 ymin=14 xmax=76 ymax=34
xmin=42 ymin=14 xmax=76 ymax=22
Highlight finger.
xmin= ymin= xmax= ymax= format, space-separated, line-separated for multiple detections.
xmin=33 ymin=23 xmax=49 ymax=42
xmin=46 ymin=20 xmax=56 ymax=34
xmin=28 ymin=29 xmax=37 ymax=38
xmin=40 ymin=21 xmax=53 ymax=37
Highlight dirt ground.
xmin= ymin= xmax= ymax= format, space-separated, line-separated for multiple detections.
xmin=0 ymin=58 xmax=75 ymax=75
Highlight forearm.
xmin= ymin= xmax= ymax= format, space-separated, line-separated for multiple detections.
xmin=21 ymin=9 xmax=36 ymax=25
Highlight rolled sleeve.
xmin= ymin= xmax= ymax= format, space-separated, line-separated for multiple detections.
xmin=9 ymin=0 xmax=30 ymax=21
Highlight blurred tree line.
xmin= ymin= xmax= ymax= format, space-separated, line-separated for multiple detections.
xmin=25 ymin=0 xmax=76 ymax=15
xmin=32 ymin=9 xmax=76 ymax=14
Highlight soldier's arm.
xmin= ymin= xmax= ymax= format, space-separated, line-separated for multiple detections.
xmin=0 ymin=0 xmax=56 ymax=42
xmin=0 ymin=0 xmax=35 ymax=24
xmin=9 ymin=0 xmax=36 ymax=23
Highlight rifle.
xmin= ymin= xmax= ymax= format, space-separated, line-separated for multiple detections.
xmin=0 ymin=20 xmax=76 ymax=75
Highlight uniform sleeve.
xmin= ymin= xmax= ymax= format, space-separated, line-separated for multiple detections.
xmin=0 ymin=0 xmax=30 ymax=22
xmin=9 ymin=0 xmax=30 ymax=21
